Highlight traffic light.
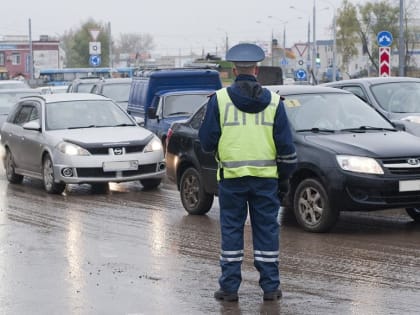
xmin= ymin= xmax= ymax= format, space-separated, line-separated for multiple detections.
xmin=316 ymin=53 xmax=321 ymax=67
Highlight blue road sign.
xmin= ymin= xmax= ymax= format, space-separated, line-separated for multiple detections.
xmin=377 ymin=31 xmax=393 ymax=47
xmin=89 ymin=55 xmax=101 ymax=67
xmin=295 ymin=69 xmax=307 ymax=81
xmin=280 ymin=58 xmax=288 ymax=66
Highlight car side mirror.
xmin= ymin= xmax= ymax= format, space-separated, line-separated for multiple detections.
xmin=134 ymin=116 xmax=145 ymax=127
xmin=22 ymin=120 xmax=41 ymax=131
xmin=147 ymin=107 xmax=157 ymax=119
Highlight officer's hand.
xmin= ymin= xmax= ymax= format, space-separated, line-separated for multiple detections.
xmin=278 ymin=180 xmax=289 ymax=195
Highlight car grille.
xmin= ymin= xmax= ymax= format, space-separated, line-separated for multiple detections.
xmin=381 ymin=157 xmax=420 ymax=175
xmin=86 ymin=145 xmax=146 ymax=155
xmin=76 ymin=163 xmax=158 ymax=178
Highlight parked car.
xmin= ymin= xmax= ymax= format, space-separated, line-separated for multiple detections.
xmin=90 ymin=77 xmax=132 ymax=110
xmin=322 ymin=76 xmax=420 ymax=136
xmin=0 ymin=80 xmax=30 ymax=90
xmin=166 ymin=85 xmax=420 ymax=232
xmin=67 ymin=77 xmax=101 ymax=93
xmin=127 ymin=68 xmax=222 ymax=146
xmin=1 ymin=93 xmax=166 ymax=194
xmin=37 ymin=85 xmax=68 ymax=94
xmin=0 ymin=88 xmax=42 ymax=132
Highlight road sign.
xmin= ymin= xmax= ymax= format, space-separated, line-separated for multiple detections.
xmin=89 ymin=42 xmax=101 ymax=55
xmin=295 ymin=69 xmax=307 ymax=81
xmin=89 ymin=29 xmax=100 ymax=41
xmin=294 ymin=43 xmax=308 ymax=57
xmin=89 ymin=55 xmax=101 ymax=67
xmin=377 ymin=31 xmax=393 ymax=47
xmin=298 ymin=59 xmax=305 ymax=66
xmin=379 ymin=47 xmax=391 ymax=77
xmin=280 ymin=58 xmax=288 ymax=66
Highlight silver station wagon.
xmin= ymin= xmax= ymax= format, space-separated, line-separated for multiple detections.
xmin=0 ymin=93 xmax=165 ymax=194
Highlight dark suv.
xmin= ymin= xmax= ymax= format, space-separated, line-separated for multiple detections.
xmin=166 ymin=85 xmax=420 ymax=233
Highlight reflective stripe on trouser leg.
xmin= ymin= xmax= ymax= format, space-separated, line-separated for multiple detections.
xmin=218 ymin=178 xmax=249 ymax=293
xmin=248 ymin=178 xmax=281 ymax=293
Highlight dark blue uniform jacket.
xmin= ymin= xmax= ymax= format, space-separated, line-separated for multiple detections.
xmin=199 ymin=74 xmax=297 ymax=181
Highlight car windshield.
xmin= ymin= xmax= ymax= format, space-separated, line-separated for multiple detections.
xmin=283 ymin=92 xmax=394 ymax=131
xmin=77 ymin=83 xmax=96 ymax=93
xmin=0 ymin=92 xmax=39 ymax=114
xmin=163 ymin=93 xmax=209 ymax=117
xmin=45 ymin=99 xmax=135 ymax=130
xmin=371 ymin=81 xmax=420 ymax=113
xmin=102 ymin=83 xmax=131 ymax=102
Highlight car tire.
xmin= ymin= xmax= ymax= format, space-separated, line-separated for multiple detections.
xmin=405 ymin=208 xmax=420 ymax=222
xmin=4 ymin=148 xmax=24 ymax=184
xmin=293 ymin=178 xmax=339 ymax=233
xmin=180 ymin=167 xmax=214 ymax=215
xmin=140 ymin=178 xmax=161 ymax=190
xmin=42 ymin=155 xmax=66 ymax=194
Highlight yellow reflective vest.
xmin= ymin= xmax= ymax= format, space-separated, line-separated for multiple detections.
xmin=216 ymin=88 xmax=280 ymax=180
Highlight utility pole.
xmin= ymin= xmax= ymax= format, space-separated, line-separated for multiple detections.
xmin=312 ymin=0 xmax=317 ymax=84
xmin=331 ymin=7 xmax=337 ymax=81
xmin=28 ymin=18 xmax=34 ymax=81
xmin=399 ymin=0 xmax=405 ymax=76
xmin=108 ymin=22 xmax=113 ymax=68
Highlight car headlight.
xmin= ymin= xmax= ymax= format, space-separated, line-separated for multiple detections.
xmin=336 ymin=155 xmax=384 ymax=175
xmin=144 ymin=136 xmax=163 ymax=153
xmin=57 ymin=141 xmax=90 ymax=156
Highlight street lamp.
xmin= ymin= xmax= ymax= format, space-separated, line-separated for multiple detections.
xmin=321 ymin=0 xmax=338 ymax=82
xmin=289 ymin=0 xmax=316 ymax=84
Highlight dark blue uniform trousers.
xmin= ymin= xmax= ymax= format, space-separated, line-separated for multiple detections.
xmin=218 ymin=176 xmax=280 ymax=293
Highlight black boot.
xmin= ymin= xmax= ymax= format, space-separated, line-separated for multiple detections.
xmin=263 ymin=289 xmax=282 ymax=301
xmin=214 ymin=289 xmax=239 ymax=302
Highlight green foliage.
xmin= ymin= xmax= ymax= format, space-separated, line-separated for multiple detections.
xmin=336 ymin=0 xmax=400 ymax=71
xmin=336 ymin=0 xmax=359 ymax=67
xmin=61 ymin=18 xmax=110 ymax=68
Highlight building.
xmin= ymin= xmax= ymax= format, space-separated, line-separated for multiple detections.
xmin=0 ymin=35 xmax=62 ymax=80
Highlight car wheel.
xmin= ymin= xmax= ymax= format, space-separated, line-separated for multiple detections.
xmin=42 ymin=155 xmax=66 ymax=194
xmin=4 ymin=149 xmax=24 ymax=184
xmin=180 ymin=167 xmax=214 ymax=215
xmin=140 ymin=178 xmax=161 ymax=190
xmin=293 ymin=178 xmax=339 ymax=232
xmin=406 ymin=208 xmax=420 ymax=222
xmin=91 ymin=183 xmax=109 ymax=194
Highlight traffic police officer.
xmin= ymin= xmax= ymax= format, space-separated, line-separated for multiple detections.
xmin=199 ymin=43 xmax=297 ymax=301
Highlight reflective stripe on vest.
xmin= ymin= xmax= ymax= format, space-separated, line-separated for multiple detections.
xmin=216 ymin=88 xmax=280 ymax=180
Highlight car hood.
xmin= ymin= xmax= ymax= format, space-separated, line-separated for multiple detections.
xmin=304 ymin=131 xmax=420 ymax=157
xmin=47 ymin=126 xmax=154 ymax=145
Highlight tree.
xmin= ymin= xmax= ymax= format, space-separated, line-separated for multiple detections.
xmin=336 ymin=0 xmax=359 ymax=69
xmin=336 ymin=0 xmax=399 ymax=74
xmin=61 ymin=18 xmax=110 ymax=68
xmin=358 ymin=1 xmax=399 ymax=72
xmin=114 ymin=33 xmax=155 ymax=66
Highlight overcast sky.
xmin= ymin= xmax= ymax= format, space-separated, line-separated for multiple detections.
xmin=2 ymin=0 xmax=357 ymax=56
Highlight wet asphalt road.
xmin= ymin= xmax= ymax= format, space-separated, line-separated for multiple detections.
xmin=0 ymin=166 xmax=420 ymax=315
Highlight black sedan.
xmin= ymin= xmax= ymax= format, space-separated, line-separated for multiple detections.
xmin=166 ymin=85 xmax=420 ymax=232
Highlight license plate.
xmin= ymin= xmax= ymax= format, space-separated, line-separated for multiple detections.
xmin=399 ymin=180 xmax=420 ymax=192
xmin=103 ymin=160 xmax=138 ymax=172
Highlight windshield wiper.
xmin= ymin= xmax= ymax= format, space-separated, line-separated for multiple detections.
xmin=167 ymin=111 xmax=191 ymax=116
xmin=340 ymin=125 xmax=397 ymax=132
xmin=67 ymin=125 xmax=96 ymax=129
xmin=296 ymin=128 xmax=335 ymax=133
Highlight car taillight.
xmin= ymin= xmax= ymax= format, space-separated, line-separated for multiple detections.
xmin=166 ymin=128 xmax=173 ymax=147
